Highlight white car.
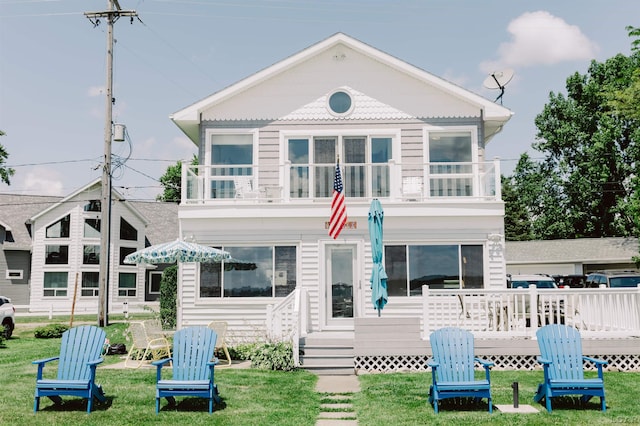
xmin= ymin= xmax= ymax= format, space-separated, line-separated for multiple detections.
xmin=0 ymin=296 xmax=15 ymax=339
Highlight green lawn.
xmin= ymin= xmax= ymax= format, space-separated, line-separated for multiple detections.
xmin=2 ymin=319 xmax=639 ymax=425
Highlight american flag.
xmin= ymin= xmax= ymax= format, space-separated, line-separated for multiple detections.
xmin=329 ymin=161 xmax=347 ymax=239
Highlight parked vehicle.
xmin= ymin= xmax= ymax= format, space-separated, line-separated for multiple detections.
xmin=507 ymin=274 xmax=558 ymax=289
xmin=0 ymin=296 xmax=15 ymax=339
xmin=552 ymin=275 xmax=587 ymax=288
xmin=585 ymin=270 xmax=640 ymax=288
xmin=506 ymin=275 xmax=562 ymax=326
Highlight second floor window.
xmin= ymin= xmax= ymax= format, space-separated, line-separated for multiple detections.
xmin=46 ymin=215 xmax=70 ymax=238
xmin=287 ymin=135 xmax=392 ymax=199
xmin=120 ymin=218 xmax=138 ymax=241
xmin=209 ymin=133 xmax=254 ymax=199
xmin=46 ymin=245 xmax=68 ymax=264
xmin=83 ymin=245 xmax=100 ymax=264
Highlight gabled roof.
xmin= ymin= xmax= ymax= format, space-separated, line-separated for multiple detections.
xmin=28 ymin=179 xmax=148 ymax=226
xmin=171 ymin=32 xmax=512 ymax=144
xmin=0 ymin=183 xmax=179 ymax=252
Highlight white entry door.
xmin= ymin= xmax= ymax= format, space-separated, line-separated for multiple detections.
xmin=325 ymin=244 xmax=359 ymax=328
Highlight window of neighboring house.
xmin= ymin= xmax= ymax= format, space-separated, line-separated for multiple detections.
xmin=83 ymin=200 xmax=101 ymax=212
xmin=118 ymin=272 xmax=137 ymax=297
xmin=46 ymin=214 xmax=70 ymax=238
xmin=385 ymin=244 xmax=484 ymax=296
xmin=44 ymin=271 xmax=68 ymax=297
xmin=288 ymin=135 xmax=393 ymax=199
xmin=119 ymin=218 xmax=138 ymax=241
xmin=84 ymin=218 xmax=101 ymax=238
xmin=200 ymin=245 xmax=296 ymax=298
xmin=119 ymin=247 xmax=137 ymax=265
xmin=6 ymin=269 xmax=23 ymax=280
xmin=83 ymin=245 xmax=100 ymax=264
xmin=149 ymin=272 xmax=162 ymax=294
xmin=45 ymin=245 xmax=69 ymax=264
xmin=427 ymin=131 xmax=474 ymax=197
xmin=209 ymin=133 xmax=254 ymax=199
xmin=81 ymin=272 xmax=99 ymax=297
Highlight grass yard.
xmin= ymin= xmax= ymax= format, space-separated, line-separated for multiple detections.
xmin=2 ymin=318 xmax=640 ymax=425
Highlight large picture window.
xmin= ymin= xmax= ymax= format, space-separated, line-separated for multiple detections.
xmin=385 ymin=244 xmax=484 ymax=296
xmin=83 ymin=245 xmax=100 ymax=264
xmin=200 ymin=245 xmax=296 ymax=298
xmin=44 ymin=272 xmax=68 ymax=297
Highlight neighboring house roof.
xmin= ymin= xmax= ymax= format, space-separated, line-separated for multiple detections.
xmin=0 ymin=194 xmax=63 ymax=250
xmin=506 ymin=237 xmax=639 ymax=265
xmin=171 ymin=32 xmax=513 ymax=144
xmin=0 ymin=187 xmax=179 ymax=251
xmin=128 ymin=200 xmax=179 ymax=246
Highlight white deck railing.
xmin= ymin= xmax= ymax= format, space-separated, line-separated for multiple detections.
xmin=421 ymin=285 xmax=640 ymax=338
xmin=181 ymin=159 xmax=500 ymax=204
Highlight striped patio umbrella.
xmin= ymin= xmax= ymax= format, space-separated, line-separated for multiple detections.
xmin=123 ymin=239 xmax=231 ymax=264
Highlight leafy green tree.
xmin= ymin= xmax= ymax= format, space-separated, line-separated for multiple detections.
xmin=509 ymin=34 xmax=640 ymax=239
xmin=502 ymin=175 xmax=532 ymax=241
xmin=159 ymin=265 xmax=177 ymax=329
xmin=0 ymin=130 xmax=16 ymax=185
xmin=157 ymin=155 xmax=197 ymax=203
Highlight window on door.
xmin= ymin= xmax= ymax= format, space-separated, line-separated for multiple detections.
xmin=385 ymin=244 xmax=484 ymax=296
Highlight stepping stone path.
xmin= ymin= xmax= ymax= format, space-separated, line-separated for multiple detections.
xmin=315 ymin=375 xmax=360 ymax=425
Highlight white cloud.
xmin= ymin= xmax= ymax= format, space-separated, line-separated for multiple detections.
xmin=22 ymin=168 xmax=65 ymax=196
xmin=481 ymin=11 xmax=599 ymax=72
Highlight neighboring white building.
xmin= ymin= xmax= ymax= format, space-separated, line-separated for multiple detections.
xmin=23 ymin=180 xmax=178 ymax=314
xmin=170 ymin=33 xmax=513 ymax=341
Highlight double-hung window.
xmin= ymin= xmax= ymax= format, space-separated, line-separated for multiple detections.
xmin=208 ymin=132 xmax=256 ymax=199
xmin=427 ymin=129 xmax=475 ymax=197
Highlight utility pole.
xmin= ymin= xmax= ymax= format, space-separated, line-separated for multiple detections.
xmin=85 ymin=1 xmax=137 ymax=327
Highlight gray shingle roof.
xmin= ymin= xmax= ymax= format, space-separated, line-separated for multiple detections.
xmin=505 ymin=237 xmax=639 ymax=263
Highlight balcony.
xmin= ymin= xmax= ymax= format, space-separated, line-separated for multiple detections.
xmin=181 ymin=159 xmax=501 ymax=205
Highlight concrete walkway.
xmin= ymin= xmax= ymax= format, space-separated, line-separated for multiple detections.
xmin=315 ymin=375 xmax=360 ymax=426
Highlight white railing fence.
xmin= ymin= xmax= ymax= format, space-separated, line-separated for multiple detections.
xmin=266 ymin=288 xmax=308 ymax=367
xmin=422 ymin=285 xmax=640 ymax=338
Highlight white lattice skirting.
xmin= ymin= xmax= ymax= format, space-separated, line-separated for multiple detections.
xmin=354 ymin=354 xmax=640 ymax=374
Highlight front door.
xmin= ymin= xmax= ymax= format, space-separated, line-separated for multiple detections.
xmin=325 ymin=244 xmax=358 ymax=328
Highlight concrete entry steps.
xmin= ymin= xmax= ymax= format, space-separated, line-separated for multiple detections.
xmin=316 ymin=375 xmax=360 ymax=425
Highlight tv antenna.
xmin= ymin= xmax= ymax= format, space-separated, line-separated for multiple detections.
xmin=483 ymin=68 xmax=514 ymax=105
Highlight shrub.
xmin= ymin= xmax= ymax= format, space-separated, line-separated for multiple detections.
xmin=248 ymin=341 xmax=295 ymax=371
xmin=34 ymin=324 xmax=69 ymax=339
xmin=160 ymin=265 xmax=177 ymax=329
xmin=0 ymin=325 xmax=5 ymax=345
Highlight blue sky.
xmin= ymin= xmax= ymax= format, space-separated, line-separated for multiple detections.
xmin=0 ymin=0 xmax=637 ymax=200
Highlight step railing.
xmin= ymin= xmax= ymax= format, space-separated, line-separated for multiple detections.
xmin=266 ymin=288 xmax=308 ymax=367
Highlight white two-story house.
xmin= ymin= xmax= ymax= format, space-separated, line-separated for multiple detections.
xmin=170 ymin=32 xmax=513 ymax=346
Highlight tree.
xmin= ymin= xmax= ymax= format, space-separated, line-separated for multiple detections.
xmin=502 ymin=174 xmax=532 ymax=241
xmin=507 ymin=33 xmax=640 ymax=240
xmin=157 ymin=155 xmax=198 ymax=203
xmin=0 ymin=131 xmax=16 ymax=185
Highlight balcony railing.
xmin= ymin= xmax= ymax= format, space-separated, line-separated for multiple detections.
xmin=181 ymin=159 xmax=501 ymax=204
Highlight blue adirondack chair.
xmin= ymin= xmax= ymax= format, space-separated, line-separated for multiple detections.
xmin=33 ymin=325 xmax=107 ymax=413
xmin=534 ymin=324 xmax=607 ymax=412
xmin=153 ymin=326 xmax=220 ymax=414
xmin=428 ymin=327 xmax=494 ymax=413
